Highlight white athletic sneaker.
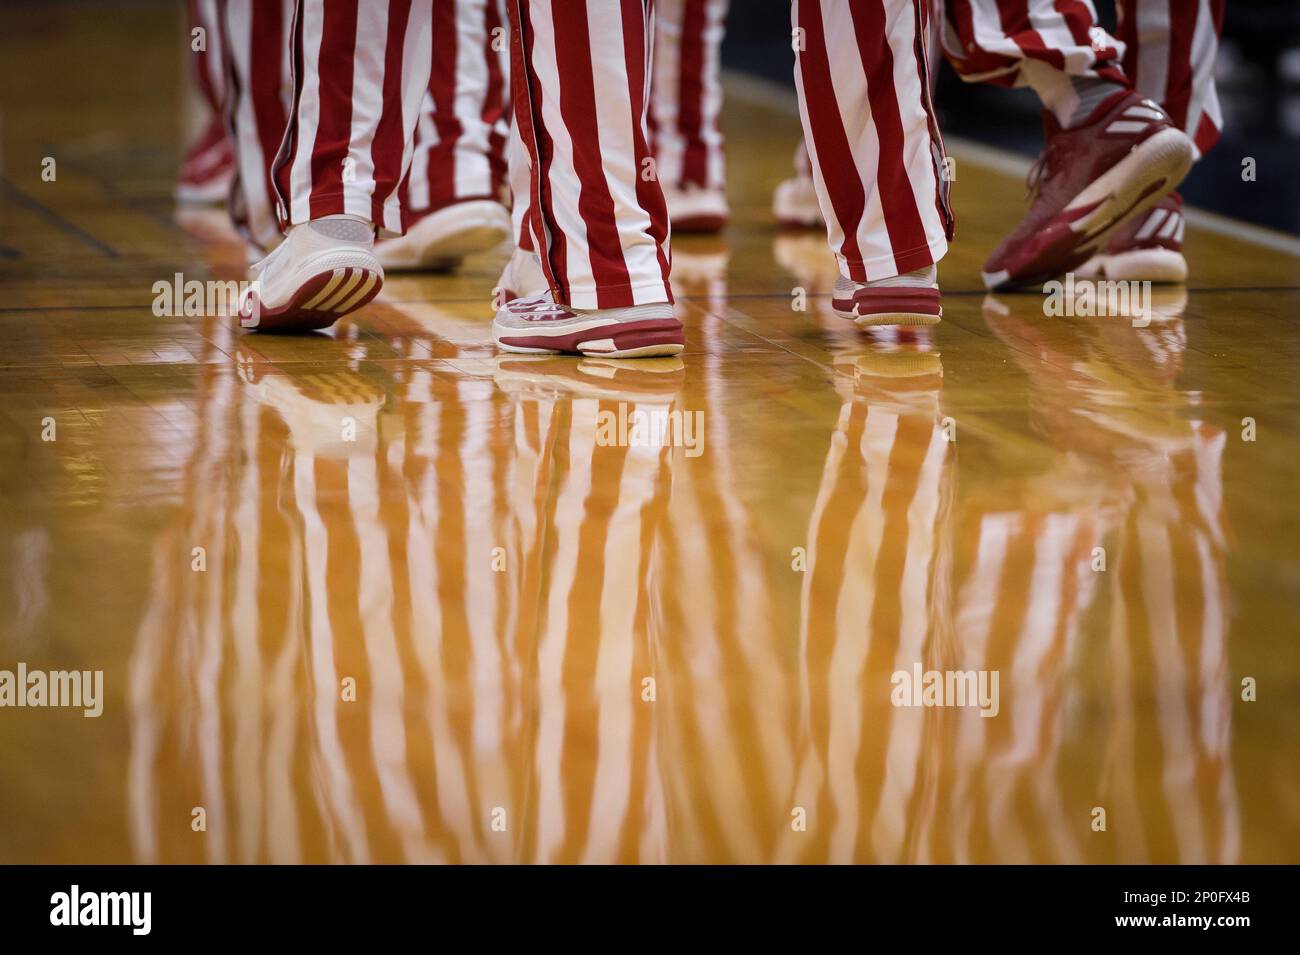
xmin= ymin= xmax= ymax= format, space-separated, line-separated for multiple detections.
xmin=493 ymin=292 xmax=684 ymax=358
xmin=376 ymin=199 xmax=512 ymax=271
xmin=830 ymin=265 xmax=943 ymax=327
xmin=772 ymin=173 xmax=823 ymax=230
xmin=662 ymin=183 xmax=729 ymax=233
xmin=494 ymin=246 xmax=549 ymax=307
xmin=241 ymin=215 xmax=383 ymax=332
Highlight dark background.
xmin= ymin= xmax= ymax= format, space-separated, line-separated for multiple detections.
xmin=723 ymin=0 xmax=1300 ymax=234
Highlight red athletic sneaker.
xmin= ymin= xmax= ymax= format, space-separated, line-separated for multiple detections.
xmin=1078 ymin=192 xmax=1187 ymax=283
xmin=175 ymin=117 xmax=235 ymax=205
xmin=493 ymin=294 xmax=684 ymax=358
xmin=982 ymin=92 xmax=1193 ymax=290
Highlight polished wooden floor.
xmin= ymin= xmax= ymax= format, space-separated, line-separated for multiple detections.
xmin=2 ymin=4 xmax=1299 ymax=864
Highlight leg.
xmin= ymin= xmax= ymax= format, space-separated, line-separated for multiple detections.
xmin=793 ymin=0 xmax=951 ymax=325
xmin=943 ymin=0 xmax=1196 ymax=289
xmin=177 ymin=0 xmax=235 ymax=203
xmin=379 ymin=0 xmax=514 ymax=270
xmin=1076 ymin=0 xmax=1222 ymax=283
xmin=246 ymin=0 xmax=434 ymax=332
xmin=273 ymin=0 xmax=432 ymax=235
xmin=220 ymin=0 xmax=294 ymax=254
xmin=650 ymin=0 xmax=730 ymax=233
xmin=493 ymin=0 xmax=681 ymax=359
xmin=1116 ymin=0 xmax=1224 ymax=157
xmin=943 ymin=0 xmax=1129 ymax=126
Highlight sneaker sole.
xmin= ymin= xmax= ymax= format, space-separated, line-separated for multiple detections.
xmin=1077 ymin=247 xmax=1188 ymax=283
xmin=831 ymin=287 xmax=943 ymax=327
xmin=243 ymin=265 xmax=383 ymax=332
xmin=378 ymin=200 xmax=511 ymax=271
xmin=494 ymin=317 xmax=685 ymax=359
xmin=982 ymin=127 xmax=1194 ymax=291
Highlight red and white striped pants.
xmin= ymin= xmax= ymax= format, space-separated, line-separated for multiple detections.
xmin=508 ymin=0 xmax=673 ymax=309
xmin=649 ymin=0 xmax=729 ymax=192
xmin=187 ymin=0 xmax=227 ymax=126
xmin=943 ymin=0 xmax=1224 ymax=155
xmin=794 ymin=0 xmax=953 ymax=282
xmin=218 ymin=0 xmax=293 ymax=250
xmin=507 ymin=0 xmax=730 ymax=258
xmin=272 ymin=0 xmax=434 ymax=235
xmin=399 ymin=0 xmax=512 ymax=228
xmin=217 ymin=0 xmax=509 ymax=248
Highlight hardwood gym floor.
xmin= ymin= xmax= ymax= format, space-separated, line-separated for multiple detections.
xmin=0 ymin=2 xmax=1297 ymax=863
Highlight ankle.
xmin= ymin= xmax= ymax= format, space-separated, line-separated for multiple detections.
xmin=297 ymin=214 xmax=375 ymax=244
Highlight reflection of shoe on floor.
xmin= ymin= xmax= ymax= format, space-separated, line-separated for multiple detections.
xmin=772 ymin=174 xmax=822 ymax=230
xmin=242 ymin=216 xmax=383 ymax=332
xmin=983 ymin=92 xmax=1194 ymax=290
xmin=175 ymin=117 xmax=234 ymax=204
xmin=236 ymin=344 xmax=387 ymax=457
xmin=376 ymin=198 xmax=511 ymax=271
xmin=831 ymin=265 xmax=942 ymax=327
xmin=494 ymin=246 xmax=548 ymax=306
xmin=493 ymin=293 xmax=684 ymax=358
xmin=670 ymin=238 xmax=729 ymax=284
xmin=493 ymin=354 xmax=685 ymax=403
xmin=1078 ymin=192 xmax=1188 ymax=283
xmin=772 ymin=142 xmax=823 ymax=230
xmin=663 ymin=183 xmax=728 ymax=234
xmin=773 ymin=233 xmax=840 ymax=295
xmin=832 ymin=349 xmax=943 ymax=414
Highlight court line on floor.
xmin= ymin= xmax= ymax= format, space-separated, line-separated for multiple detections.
xmin=721 ymin=69 xmax=1300 ymax=258
xmin=0 ymin=177 xmax=120 ymax=259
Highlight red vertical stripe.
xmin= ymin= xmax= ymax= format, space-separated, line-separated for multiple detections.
xmin=308 ymin=0 xmax=360 ymax=218
xmin=510 ymin=0 xmax=567 ymax=297
xmin=622 ymin=0 xmax=672 ymax=300
xmin=549 ymin=1 xmax=634 ymax=306
xmin=482 ymin=0 xmax=510 ymax=197
xmin=370 ymin=0 xmax=415 ymax=226
xmin=797 ymin=1 xmax=868 ymax=280
xmin=426 ymin=0 xmax=462 ymax=211
xmin=676 ymin=0 xmax=709 ymax=188
xmin=250 ymin=1 xmax=289 ymax=225
xmin=850 ymin=0 xmax=932 ymax=273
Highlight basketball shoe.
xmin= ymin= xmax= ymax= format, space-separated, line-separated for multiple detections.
xmin=493 ymin=293 xmax=684 ymax=358
xmin=662 ymin=183 xmax=729 ymax=234
xmin=376 ymin=198 xmax=512 ymax=271
xmin=982 ymin=92 xmax=1194 ymax=290
xmin=831 ymin=265 xmax=942 ymax=327
xmin=1077 ymin=192 xmax=1188 ymax=283
xmin=175 ymin=117 xmax=234 ymax=204
xmin=241 ymin=215 xmax=383 ymax=332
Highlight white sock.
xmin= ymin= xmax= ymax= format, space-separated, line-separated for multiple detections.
xmin=306 ymin=214 xmax=373 ymax=243
xmin=836 ymin=265 xmax=937 ymax=293
xmin=1022 ymin=61 xmax=1126 ymax=128
xmin=571 ymin=302 xmax=675 ymax=321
